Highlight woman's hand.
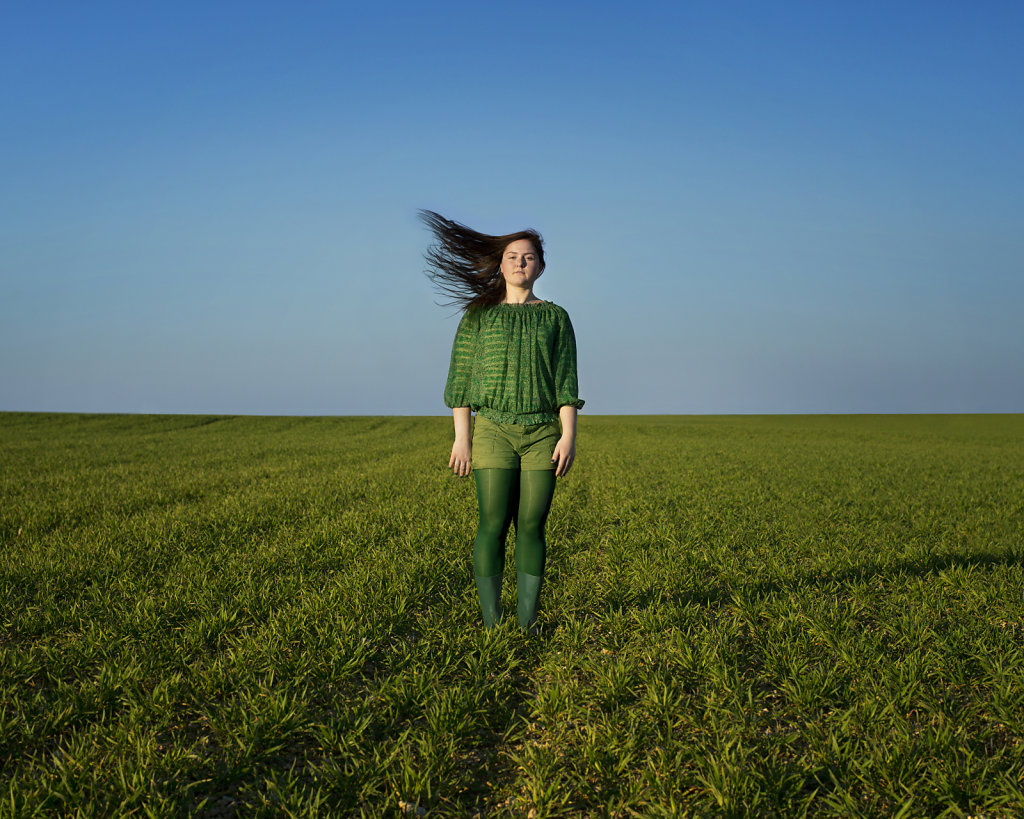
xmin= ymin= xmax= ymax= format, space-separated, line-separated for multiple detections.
xmin=551 ymin=435 xmax=576 ymax=477
xmin=449 ymin=439 xmax=472 ymax=477
xmin=450 ymin=407 xmax=473 ymax=477
xmin=553 ymin=405 xmax=577 ymax=478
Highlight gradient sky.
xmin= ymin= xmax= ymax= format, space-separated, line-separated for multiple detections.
xmin=2 ymin=0 xmax=1022 ymax=415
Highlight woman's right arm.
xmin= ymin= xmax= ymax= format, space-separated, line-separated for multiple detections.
xmin=449 ymin=407 xmax=472 ymax=477
xmin=444 ymin=309 xmax=478 ymax=477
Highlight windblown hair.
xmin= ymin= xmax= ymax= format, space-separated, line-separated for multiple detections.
xmin=419 ymin=209 xmax=545 ymax=310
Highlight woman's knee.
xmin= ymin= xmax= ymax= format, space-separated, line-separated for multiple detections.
xmin=514 ymin=520 xmax=546 ymax=542
xmin=475 ymin=522 xmax=508 ymax=544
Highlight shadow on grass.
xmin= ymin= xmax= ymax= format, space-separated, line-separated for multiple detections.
xmin=616 ymin=547 xmax=1024 ymax=613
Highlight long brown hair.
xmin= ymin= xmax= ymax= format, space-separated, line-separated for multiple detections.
xmin=419 ymin=209 xmax=546 ymax=310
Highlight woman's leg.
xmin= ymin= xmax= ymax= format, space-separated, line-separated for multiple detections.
xmin=473 ymin=468 xmax=519 ymax=627
xmin=514 ymin=469 xmax=557 ymax=631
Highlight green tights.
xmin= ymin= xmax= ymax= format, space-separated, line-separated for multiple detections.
xmin=473 ymin=468 xmax=556 ymax=630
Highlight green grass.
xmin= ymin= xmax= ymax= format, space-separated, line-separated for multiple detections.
xmin=2 ymin=412 xmax=1023 ymax=817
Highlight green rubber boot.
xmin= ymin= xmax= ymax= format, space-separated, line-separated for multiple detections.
xmin=475 ymin=574 xmax=503 ymax=628
xmin=516 ymin=572 xmax=544 ymax=634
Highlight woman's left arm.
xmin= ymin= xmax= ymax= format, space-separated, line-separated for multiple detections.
xmin=551 ymin=309 xmax=583 ymax=478
xmin=552 ymin=405 xmax=577 ymax=477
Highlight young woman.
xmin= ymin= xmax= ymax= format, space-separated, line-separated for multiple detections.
xmin=421 ymin=210 xmax=584 ymax=633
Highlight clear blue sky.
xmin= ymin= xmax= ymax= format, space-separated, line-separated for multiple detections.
xmin=2 ymin=0 xmax=1021 ymax=415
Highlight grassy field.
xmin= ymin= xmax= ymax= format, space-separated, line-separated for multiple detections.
xmin=1 ymin=412 xmax=1023 ymax=818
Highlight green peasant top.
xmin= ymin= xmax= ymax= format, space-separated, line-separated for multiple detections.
xmin=444 ymin=301 xmax=584 ymax=425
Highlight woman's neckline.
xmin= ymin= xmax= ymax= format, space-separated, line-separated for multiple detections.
xmin=497 ymin=300 xmax=549 ymax=306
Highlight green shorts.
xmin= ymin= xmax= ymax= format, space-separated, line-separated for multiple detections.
xmin=472 ymin=414 xmax=561 ymax=471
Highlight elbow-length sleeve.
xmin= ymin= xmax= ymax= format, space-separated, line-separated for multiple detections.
xmin=554 ymin=310 xmax=585 ymax=411
xmin=444 ymin=308 xmax=479 ymax=408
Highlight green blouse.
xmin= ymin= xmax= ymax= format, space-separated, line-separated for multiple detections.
xmin=444 ymin=301 xmax=584 ymax=425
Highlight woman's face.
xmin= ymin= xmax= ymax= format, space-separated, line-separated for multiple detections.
xmin=500 ymin=239 xmax=542 ymax=290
